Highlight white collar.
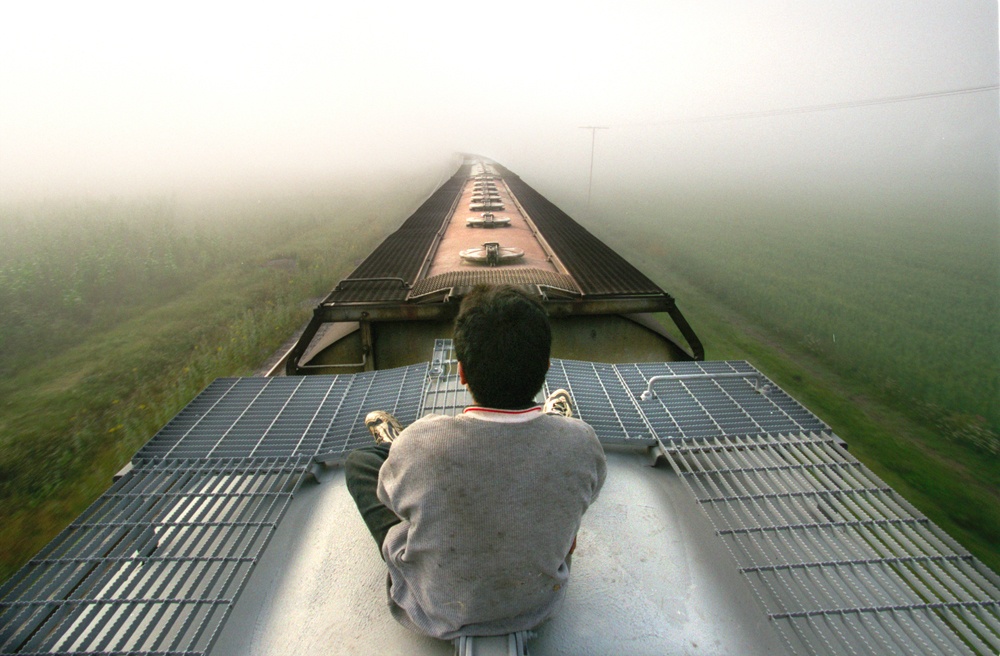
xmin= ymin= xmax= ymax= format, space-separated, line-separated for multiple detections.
xmin=462 ymin=406 xmax=543 ymax=423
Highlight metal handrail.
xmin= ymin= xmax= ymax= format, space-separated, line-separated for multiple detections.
xmin=640 ymin=372 xmax=767 ymax=401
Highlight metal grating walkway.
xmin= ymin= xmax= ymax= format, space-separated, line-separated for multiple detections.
xmin=1 ymin=366 xmax=428 ymax=655
xmin=2 ymin=343 xmax=998 ymax=655
xmin=546 ymin=358 xmax=827 ymax=444
xmin=0 ymin=456 xmax=308 ymax=655
xmin=134 ymin=365 xmax=427 ymax=463
xmin=661 ymin=433 xmax=1000 ymax=655
xmin=421 ymin=339 xmax=474 ymax=416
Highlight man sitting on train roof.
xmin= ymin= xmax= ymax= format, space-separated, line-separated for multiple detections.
xmin=344 ymin=284 xmax=607 ymax=640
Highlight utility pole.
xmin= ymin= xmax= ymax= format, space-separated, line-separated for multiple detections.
xmin=579 ymin=126 xmax=608 ymax=210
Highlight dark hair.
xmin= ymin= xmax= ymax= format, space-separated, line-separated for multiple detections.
xmin=453 ymin=285 xmax=551 ymax=409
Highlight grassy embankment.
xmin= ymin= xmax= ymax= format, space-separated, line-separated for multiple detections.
xmin=0 ymin=177 xmax=436 ymax=583
xmin=587 ymin=193 xmax=999 ymax=572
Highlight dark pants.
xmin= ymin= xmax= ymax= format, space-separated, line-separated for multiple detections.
xmin=345 ymin=443 xmax=401 ymax=554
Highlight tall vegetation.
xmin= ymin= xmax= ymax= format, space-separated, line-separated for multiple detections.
xmin=0 ymin=176 xmax=436 ymax=582
xmin=582 ymin=189 xmax=999 ymax=568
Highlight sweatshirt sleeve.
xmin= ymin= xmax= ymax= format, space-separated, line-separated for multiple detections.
xmin=590 ymin=426 xmax=608 ymax=501
xmin=376 ymin=415 xmax=441 ymax=520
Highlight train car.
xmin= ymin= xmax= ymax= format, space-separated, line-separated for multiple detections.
xmin=281 ymin=158 xmax=703 ymax=377
xmin=1 ymin=157 xmax=997 ymax=656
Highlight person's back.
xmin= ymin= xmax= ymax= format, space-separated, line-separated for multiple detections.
xmin=379 ymin=410 xmax=604 ymax=637
xmin=345 ymin=285 xmax=607 ymax=639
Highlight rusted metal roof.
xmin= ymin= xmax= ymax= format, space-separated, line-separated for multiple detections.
xmin=285 ymin=158 xmax=705 ymax=372
xmin=322 ymin=165 xmax=470 ymax=304
xmin=496 ymin=165 xmax=664 ymax=297
xmin=408 ymin=268 xmax=579 ymax=301
xmin=324 ymin=159 xmax=669 ymax=305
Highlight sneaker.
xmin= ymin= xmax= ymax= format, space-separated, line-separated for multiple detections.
xmin=365 ymin=410 xmax=403 ymax=445
xmin=543 ymin=389 xmax=573 ymax=418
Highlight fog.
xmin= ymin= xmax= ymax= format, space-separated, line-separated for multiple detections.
xmin=0 ymin=1 xmax=997 ymax=214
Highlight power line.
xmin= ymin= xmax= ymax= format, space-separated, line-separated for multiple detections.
xmin=579 ymin=126 xmax=608 ymax=208
xmin=625 ymin=84 xmax=999 ymax=127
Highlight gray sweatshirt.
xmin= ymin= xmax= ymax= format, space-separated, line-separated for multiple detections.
xmin=377 ymin=407 xmax=607 ymax=639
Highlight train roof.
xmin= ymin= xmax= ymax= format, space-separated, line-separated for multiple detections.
xmin=313 ymin=160 xmax=685 ymax=311
xmin=5 ymin=347 xmax=998 ymax=654
xmin=285 ymin=157 xmax=704 ymax=374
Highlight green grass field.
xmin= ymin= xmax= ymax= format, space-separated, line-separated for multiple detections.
xmin=582 ymin=189 xmax=1000 ymax=571
xmin=0 ymin=174 xmax=438 ymax=582
xmin=594 ymin=191 xmax=999 ymax=434
xmin=0 ymin=176 xmax=997 ymax=583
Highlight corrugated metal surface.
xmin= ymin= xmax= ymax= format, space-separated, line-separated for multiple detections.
xmin=496 ymin=165 xmax=666 ymax=297
xmin=322 ymin=167 xmax=469 ymax=304
xmin=320 ymin=159 xmax=672 ymax=306
xmin=408 ymin=268 xmax=579 ymax=300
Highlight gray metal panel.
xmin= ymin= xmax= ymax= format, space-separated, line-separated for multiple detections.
xmin=317 ymin=363 xmax=428 ymax=456
xmin=662 ymin=433 xmax=1000 ymax=655
xmin=134 ymin=366 xmax=427 ymax=464
xmin=546 ymin=359 xmax=650 ymax=443
xmin=546 ymin=358 xmax=827 ymax=444
xmin=135 ymin=377 xmax=346 ymax=461
xmin=0 ymin=456 xmax=308 ymax=655
xmin=409 ymin=269 xmax=579 ymax=299
xmin=421 ymin=340 xmax=474 ymax=416
xmin=625 ymin=361 xmax=828 ymax=439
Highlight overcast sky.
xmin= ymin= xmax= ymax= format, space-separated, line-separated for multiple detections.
xmin=0 ymin=0 xmax=996 ymax=206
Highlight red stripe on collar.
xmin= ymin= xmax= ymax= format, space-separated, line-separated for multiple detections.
xmin=463 ymin=406 xmax=542 ymax=415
